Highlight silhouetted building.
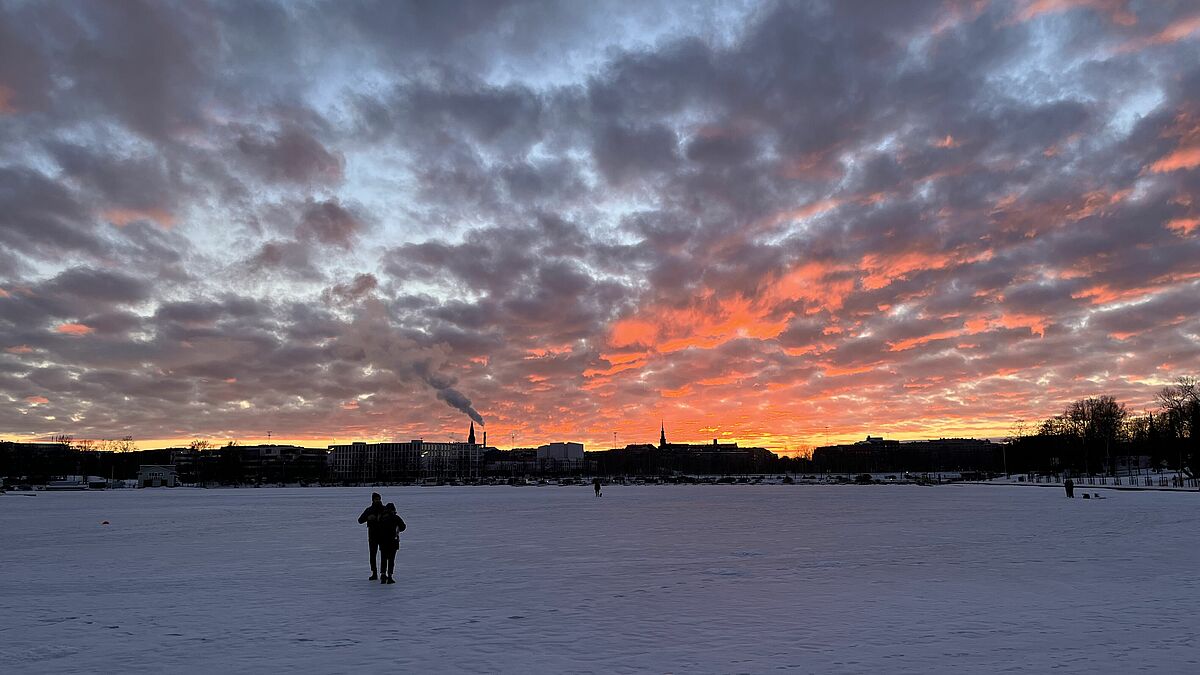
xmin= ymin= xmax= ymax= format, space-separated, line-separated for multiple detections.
xmin=1 ymin=441 xmax=75 ymax=484
xmin=328 ymin=426 xmax=483 ymax=483
xmin=329 ymin=442 xmax=421 ymax=483
xmin=537 ymin=442 xmax=584 ymax=461
xmin=811 ymin=436 xmax=999 ymax=473
xmin=422 ymin=439 xmax=484 ymax=480
xmin=535 ymin=442 xmax=586 ymax=473
xmin=587 ymin=426 xmax=776 ymax=475
xmin=170 ymin=444 xmax=328 ymax=485
xmin=485 ymin=447 xmax=537 ymax=475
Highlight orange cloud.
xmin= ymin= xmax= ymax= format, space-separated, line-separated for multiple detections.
xmin=1149 ymin=145 xmax=1200 ymax=173
xmin=661 ymin=385 xmax=693 ymax=398
xmin=583 ymin=353 xmax=649 ymax=378
xmin=609 ymin=292 xmax=792 ymax=356
xmin=524 ymin=344 xmax=574 ymax=359
xmin=5 ymin=345 xmax=35 ymax=354
xmin=657 ymin=296 xmax=790 ymax=353
xmin=25 ymin=396 xmax=50 ymax=405
xmin=695 ymin=373 xmax=748 ymax=387
xmin=1014 ymin=0 xmax=1135 ymax=26
xmin=1118 ymin=14 xmax=1200 ymax=52
xmin=860 ymin=248 xmax=990 ymax=291
xmin=821 ymin=364 xmax=879 ymax=377
xmin=766 ymin=261 xmax=856 ymax=310
xmin=1072 ymin=284 xmax=1157 ymax=305
xmin=609 ymin=318 xmax=658 ymax=349
xmin=604 ymin=351 xmax=650 ymax=366
xmin=104 ymin=207 xmax=176 ymax=228
xmin=1067 ymin=188 xmax=1130 ymax=221
xmin=965 ymin=312 xmax=1048 ymax=337
xmin=55 ymin=323 xmax=94 ymax=336
xmin=782 ymin=343 xmax=828 ymax=357
xmin=997 ymin=313 xmax=1048 ymax=336
xmin=1150 ymin=14 xmax=1200 ymax=43
xmin=759 ymin=199 xmax=842 ymax=232
xmin=1165 ymin=217 xmax=1199 ymax=235
xmin=888 ymin=329 xmax=964 ymax=352
xmin=934 ymin=134 xmax=960 ymax=148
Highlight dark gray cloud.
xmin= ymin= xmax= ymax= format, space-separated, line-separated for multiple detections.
xmin=0 ymin=167 xmax=103 ymax=259
xmin=297 ymin=198 xmax=364 ymax=249
xmin=322 ymin=273 xmax=379 ymax=307
xmin=237 ymin=126 xmax=345 ymax=186
xmin=2 ymin=0 xmax=1200 ymax=447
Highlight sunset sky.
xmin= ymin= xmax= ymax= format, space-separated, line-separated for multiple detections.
xmin=2 ymin=0 xmax=1200 ymax=454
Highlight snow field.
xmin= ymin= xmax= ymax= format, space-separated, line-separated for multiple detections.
xmin=1 ymin=485 xmax=1196 ymax=673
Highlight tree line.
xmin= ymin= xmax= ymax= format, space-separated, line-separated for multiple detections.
xmin=1008 ymin=376 xmax=1199 ymax=476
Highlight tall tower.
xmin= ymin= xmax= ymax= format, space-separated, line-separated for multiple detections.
xmin=468 ymin=421 xmax=476 ymax=445
xmin=659 ymin=421 xmax=666 ymax=448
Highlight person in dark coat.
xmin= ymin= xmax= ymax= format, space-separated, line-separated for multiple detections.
xmin=1064 ymin=478 xmax=1075 ymax=498
xmin=378 ymin=503 xmax=406 ymax=584
xmin=593 ymin=477 xmax=602 ymax=497
xmin=358 ymin=492 xmax=388 ymax=580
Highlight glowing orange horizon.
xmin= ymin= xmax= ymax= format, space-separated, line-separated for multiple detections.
xmin=2 ymin=416 xmax=1036 ymax=459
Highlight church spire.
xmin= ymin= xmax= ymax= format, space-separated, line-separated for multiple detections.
xmin=468 ymin=421 xmax=476 ymax=445
xmin=659 ymin=421 xmax=666 ymax=448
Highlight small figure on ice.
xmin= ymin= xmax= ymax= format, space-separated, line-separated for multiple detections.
xmin=378 ymin=503 xmax=406 ymax=585
xmin=593 ymin=477 xmax=602 ymax=498
xmin=358 ymin=492 xmax=387 ymax=580
xmin=1064 ymin=478 xmax=1074 ymax=498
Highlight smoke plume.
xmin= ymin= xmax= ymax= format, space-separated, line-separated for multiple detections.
xmin=332 ymin=299 xmax=485 ymax=425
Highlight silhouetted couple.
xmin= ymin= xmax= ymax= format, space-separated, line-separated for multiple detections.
xmin=358 ymin=492 xmax=406 ymax=584
xmin=1064 ymin=478 xmax=1075 ymax=498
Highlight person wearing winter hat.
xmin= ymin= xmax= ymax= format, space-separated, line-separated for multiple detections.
xmin=357 ymin=492 xmax=388 ymax=580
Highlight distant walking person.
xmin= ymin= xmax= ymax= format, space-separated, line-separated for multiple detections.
xmin=378 ymin=503 xmax=406 ymax=585
xmin=593 ymin=477 xmax=602 ymax=497
xmin=358 ymin=492 xmax=387 ymax=580
xmin=1064 ymin=478 xmax=1075 ymax=498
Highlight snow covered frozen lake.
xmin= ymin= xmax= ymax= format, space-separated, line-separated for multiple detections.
xmin=2 ymin=485 xmax=1196 ymax=673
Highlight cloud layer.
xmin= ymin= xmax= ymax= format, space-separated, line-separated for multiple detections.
xmin=2 ymin=0 xmax=1200 ymax=451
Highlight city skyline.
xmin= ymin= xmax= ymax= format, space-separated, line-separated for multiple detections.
xmin=3 ymin=1 xmax=1200 ymax=453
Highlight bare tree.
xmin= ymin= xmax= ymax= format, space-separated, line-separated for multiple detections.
xmin=1064 ymin=396 xmax=1126 ymax=446
xmin=1006 ymin=419 xmax=1032 ymax=444
xmin=1157 ymin=376 xmax=1198 ymax=438
xmin=1038 ymin=415 xmax=1071 ymax=437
